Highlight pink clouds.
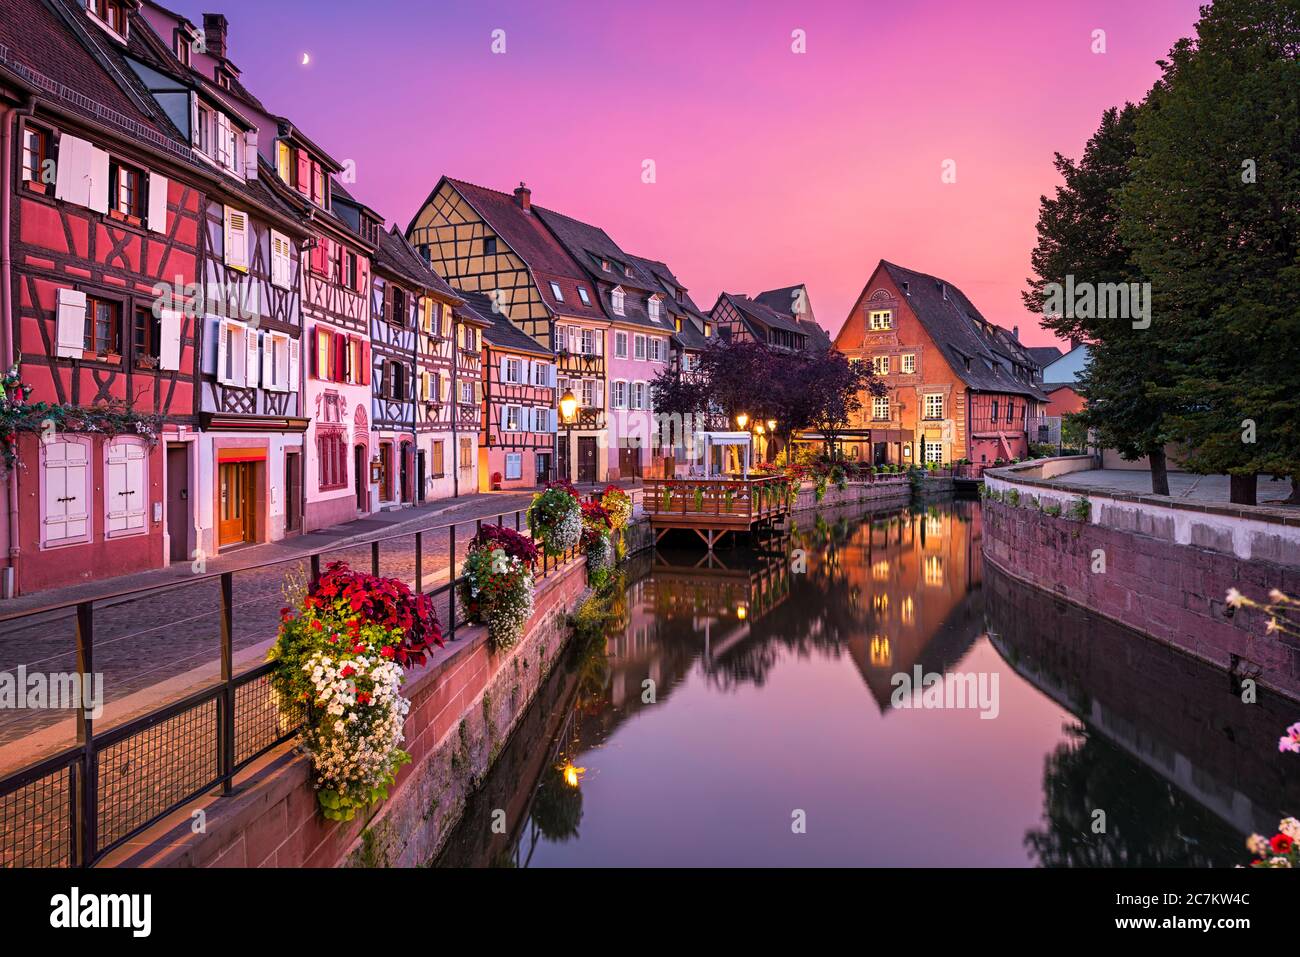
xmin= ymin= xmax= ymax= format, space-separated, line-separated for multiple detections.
xmin=201 ymin=0 xmax=1203 ymax=347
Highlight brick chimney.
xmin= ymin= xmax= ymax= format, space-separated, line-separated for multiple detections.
xmin=513 ymin=182 xmax=531 ymax=212
xmin=203 ymin=13 xmax=229 ymax=60
xmin=1012 ymin=325 xmax=1019 ymax=340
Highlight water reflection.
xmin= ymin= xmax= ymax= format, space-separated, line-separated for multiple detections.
xmin=435 ymin=502 xmax=1298 ymax=867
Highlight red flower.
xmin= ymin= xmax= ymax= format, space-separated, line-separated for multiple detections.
xmin=339 ymin=664 xmax=355 ymax=678
xmin=1270 ymin=833 xmax=1294 ymax=854
xmin=357 ymin=692 xmax=372 ymax=705
xmin=351 ymin=643 xmax=366 ymax=655
xmin=310 ymin=619 xmax=323 ymax=631
xmin=380 ymin=646 xmax=395 ymax=659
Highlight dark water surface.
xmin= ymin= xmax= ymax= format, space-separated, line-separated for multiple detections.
xmin=435 ymin=501 xmax=1299 ymax=867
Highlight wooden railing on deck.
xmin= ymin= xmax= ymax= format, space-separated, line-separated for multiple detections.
xmin=643 ymin=476 xmax=790 ymax=524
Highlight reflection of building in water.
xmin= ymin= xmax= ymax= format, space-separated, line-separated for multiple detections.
xmin=985 ymin=563 xmax=1300 ymax=863
xmin=834 ymin=502 xmax=985 ymax=710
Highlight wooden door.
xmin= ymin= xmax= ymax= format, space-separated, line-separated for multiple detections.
xmin=577 ymin=436 xmax=597 ymax=484
xmin=166 ymin=444 xmax=189 ymax=560
xmin=354 ymin=445 xmax=367 ymax=511
xmin=557 ymin=435 xmax=570 ymax=483
xmin=218 ymin=462 xmax=251 ymax=548
xmin=619 ymin=442 xmax=642 ymax=479
xmin=284 ymin=451 xmax=301 ymax=533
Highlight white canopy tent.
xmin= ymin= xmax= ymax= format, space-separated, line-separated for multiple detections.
xmin=697 ymin=431 xmax=752 ymax=479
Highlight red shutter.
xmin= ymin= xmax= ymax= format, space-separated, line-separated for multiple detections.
xmin=360 ymin=340 xmax=370 ymax=385
xmin=333 ymin=332 xmax=347 ymax=382
xmin=296 ymin=150 xmax=311 ymax=196
xmin=357 ymin=256 xmax=369 ymax=294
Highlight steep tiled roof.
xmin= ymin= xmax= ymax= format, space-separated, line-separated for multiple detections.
xmin=460 ymin=291 xmax=551 ymax=356
xmin=722 ymin=293 xmax=807 ymax=336
xmin=0 ymin=0 xmax=186 ymax=159
xmin=752 ymin=285 xmax=805 ymax=316
xmin=797 ymin=318 xmax=833 ymax=352
xmin=626 ymin=254 xmax=711 ymax=349
xmin=443 ymin=178 xmax=606 ymax=322
xmin=1026 ymin=345 xmax=1064 ymax=368
xmin=879 ymin=261 xmax=1047 ymax=400
xmin=534 ymin=207 xmax=658 ymax=294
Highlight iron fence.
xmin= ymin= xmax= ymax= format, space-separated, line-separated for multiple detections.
xmin=0 ymin=508 xmax=581 ymax=867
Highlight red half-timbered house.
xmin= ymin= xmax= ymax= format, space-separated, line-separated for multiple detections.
xmin=459 ymin=291 xmax=556 ymax=491
xmin=121 ymin=3 xmax=314 ymax=557
xmin=0 ymin=0 xmax=208 ymax=594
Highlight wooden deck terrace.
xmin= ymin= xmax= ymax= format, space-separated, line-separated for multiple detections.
xmin=643 ymin=476 xmax=792 ymax=549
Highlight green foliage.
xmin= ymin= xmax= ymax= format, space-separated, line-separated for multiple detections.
xmin=1068 ymin=497 xmax=1092 ymax=522
xmin=1044 ymin=501 xmax=1063 ymax=518
xmin=1006 ymin=488 xmax=1021 ymax=507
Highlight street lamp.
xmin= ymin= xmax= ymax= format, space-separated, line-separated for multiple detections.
xmin=736 ymin=412 xmax=749 ymax=430
xmin=559 ymin=388 xmax=578 ymax=422
xmin=754 ymin=423 xmax=766 ymax=436
xmin=766 ymin=419 xmax=777 ymax=432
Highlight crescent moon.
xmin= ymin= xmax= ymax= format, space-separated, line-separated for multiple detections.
xmin=301 ymin=53 xmax=310 ymax=65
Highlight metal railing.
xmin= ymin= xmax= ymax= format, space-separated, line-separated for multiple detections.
xmin=0 ymin=509 xmax=582 ymax=868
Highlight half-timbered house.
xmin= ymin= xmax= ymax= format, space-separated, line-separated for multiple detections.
xmin=0 ymin=0 xmax=209 ymax=594
xmin=406 ymin=178 xmax=609 ymax=484
xmin=459 ymin=292 xmax=556 ymax=490
xmin=533 ymin=209 xmax=673 ymax=481
xmin=116 ymin=5 xmax=316 ymax=556
xmin=834 ymin=260 xmax=1047 ymax=466
xmin=710 ymin=288 xmax=824 ymax=353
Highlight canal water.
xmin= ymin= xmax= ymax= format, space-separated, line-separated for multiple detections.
xmin=435 ymin=500 xmax=1300 ymax=867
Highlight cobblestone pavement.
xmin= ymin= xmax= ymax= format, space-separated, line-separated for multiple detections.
xmin=0 ymin=492 xmax=537 ymax=756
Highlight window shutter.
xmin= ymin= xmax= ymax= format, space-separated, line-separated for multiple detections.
xmin=261 ymin=332 xmax=275 ymax=388
xmin=332 ymin=332 xmax=347 ymax=382
xmin=43 ymin=440 xmax=89 ymax=544
xmin=243 ymin=127 xmax=259 ymax=179
xmin=190 ymin=94 xmax=202 ymax=148
xmin=357 ymin=256 xmax=369 ymax=294
xmin=158 ymin=309 xmax=182 ymax=371
xmin=314 ymin=327 xmax=329 ymax=379
xmin=595 ymin=330 xmax=603 ymax=355
xmin=499 ymin=406 xmax=509 ymax=431
xmin=55 ymin=288 xmax=87 ymax=358
xmin=288 ymin=336 xmax=301 ymax=389
xmin=86 ymin=144 xmax=110 ymax=214
xmin=296 ymin=150 xmax=311 ymax=196
xmin=270 ymin=231 xmax=290 ymax=288
xmin=244 ymin=327 xmax=260 ymax=387
xmin=224 ymin=206 xmax=249 ymax=270
xmin=474 ymin=381 xmax=483 ymax=406
xmin=360 ymin=340 xmax=371 ymax=385
xmin=499 ymin=356 xmax=508 ymax=384
xmin=595 ymin=380 xmax=604 ymax=409
xmin=106 ymin=441 xmax=147 ymax=535
xmin=147 ymin=173 xmax=169 ymax=233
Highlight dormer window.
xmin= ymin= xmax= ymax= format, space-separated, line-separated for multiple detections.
xmin=549 ymin=281 xmax=564 ymax=303
xmin=704 ymin=323 xmax=712 ymax=337
xmin=174 ymin=28 xmax=193 ymax=66
xmin=611 ymin=287 xmax=625 ymax=317
xmin=648 ymin=297 xmax=662 ymax=321
xmin=624 ymin=264 xmax=633 ymax=277
xmin=577 ymin=286 xmax=591 ymax=306
xmin=600 ymin=259 xmax=610 ymax=272
xmin=88 ymin=0 xmax=127 ymax=40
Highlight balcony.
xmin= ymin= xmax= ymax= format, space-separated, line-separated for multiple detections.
xmin=561 ymin=407 xmax=605 ymax=431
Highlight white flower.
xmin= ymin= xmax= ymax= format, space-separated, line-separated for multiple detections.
xmin=1225 ymin=588 xmax=1245 ymax=609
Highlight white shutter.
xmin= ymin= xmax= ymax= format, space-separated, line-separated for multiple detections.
xmin=261 ymin=332 xmax=275 ymax=388
xmin=288 ymin=336 xmax=301 ymax=390
xmin=569 ymin=326 xmax=579 ymax=354
xmin=55 ymin=288 xmax=86 ymax=358
xmin=499 ymin=356 xmax=508 ymax=385
xmin=243 ymin=325 xmax=259 ymax=387
xmin=190 ymin=93 xmax=201 ymax=148
xmin=86 ymin=145 xmax=109 ymax=214
xmin=224 ymin=206 xmax=249 ymax=270
xmin=215 ymin=319 xmax=231 ymax=383
xmin=43 ymin=440 xmax=89 ymax=543
xmin=243 ymin=127 xmax=259 ymax=180
xmin=147 ymin=173 xmax=168 ymax=233
xmin=550 ymin=407 xmax=559 ymax=433
xmin=595 ymin=380 xmax=604 ymax=409
xmin=594 ymin=329 xmax=604 ymax=355
xmin=54 ymin=135 xmax=89 ymax=207
xmin=106 ymin=441 xmax=147 ymax=536
xmin=270 ymin=230 xmax=290 ymax=288
xmin=499 ymin=405 xmax=509 ymax=432
xmin=158 ymin=309 xmax=182 ymax=370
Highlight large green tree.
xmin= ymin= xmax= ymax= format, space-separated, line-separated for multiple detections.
xmin=1024 ymin=104 xmax=1179 ymax=494
xmin=1117 ymin=0 xmax=1300 ymax=504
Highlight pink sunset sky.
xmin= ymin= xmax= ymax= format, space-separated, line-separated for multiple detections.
xmin=195 ymin=0 xmax=1204 ymax=348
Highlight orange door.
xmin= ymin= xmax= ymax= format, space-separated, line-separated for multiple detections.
xmin=218 ymin=462 xmax=252 ymax=548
